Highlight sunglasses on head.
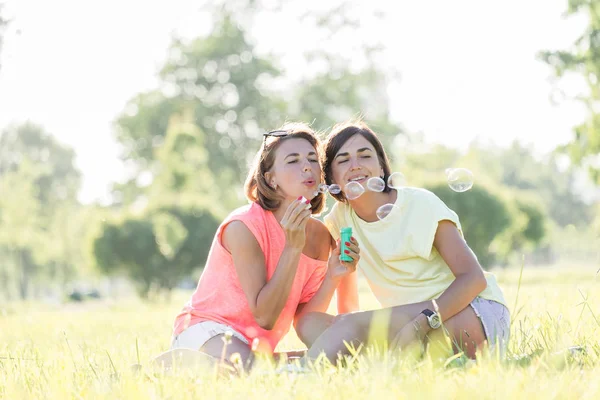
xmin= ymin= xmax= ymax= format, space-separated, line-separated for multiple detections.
xmin=262 ymin=130 xmax=290 ymax=150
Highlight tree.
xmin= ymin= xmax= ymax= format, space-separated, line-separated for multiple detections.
xmin=0 ymin=123 xmax=81 ymax=211
xmin=91 ymin=204 xmax=220 ymax=298
xmin=0 ymin=161 xmax=44 ymax=299
xmin=540 ymin=0 xmax=600 ymax=183
xmin=463 ymin=141 xmax=593 ymax=228
xmin=113 ymin=4 xmax=405 ymax=212
xmin=92 ymin=113 xmax=223 ymax=298
xmin=0 ymin=123 xmax=82 ymax=298
xmin=114 ymin=13 xmax=286 ymax=211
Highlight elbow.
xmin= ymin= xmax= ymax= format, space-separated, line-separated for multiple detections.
xmin=254 ymin=315 xmax=276 ymax=330
xmin=473 ymin=272 xmax=487 ymax=294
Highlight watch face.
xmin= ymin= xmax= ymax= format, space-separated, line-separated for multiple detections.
xmin=429 ymin=314 xmax=442 ymax=329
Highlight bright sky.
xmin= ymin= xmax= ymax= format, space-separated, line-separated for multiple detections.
xmin=0 ymin=0 xmax=588 ymax=203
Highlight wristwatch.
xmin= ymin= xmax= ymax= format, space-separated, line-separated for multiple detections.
xmin=421 ymin=309 xmax=441 ymax=329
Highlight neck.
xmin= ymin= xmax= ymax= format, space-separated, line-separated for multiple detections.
xmin=349 ymin=190 xmax=397 ymax=222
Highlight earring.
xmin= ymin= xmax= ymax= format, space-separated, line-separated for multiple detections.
xmin=272 ymin=182 xmax=277 ymax=190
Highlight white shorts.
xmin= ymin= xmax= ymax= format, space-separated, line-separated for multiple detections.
xmin=170 ymin=321 xmax=249 ymax=350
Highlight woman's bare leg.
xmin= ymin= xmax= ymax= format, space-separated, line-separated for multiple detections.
xmin=150 ymin=348 xmax=216 ymax=370
xmin=306 ymin=300 xmax=487 ymax=363
xmin=150 ymin=335 xmax=252 ymax=372
xmin=306 ymin=301 xmax=430 ymax=363
xmin=295 ymin=312 xmax=337 ymax=348
xmin=200 ymin=335 xmax=254 ymax=370
xmin=427 ymin=305 xmax=486 ymax=359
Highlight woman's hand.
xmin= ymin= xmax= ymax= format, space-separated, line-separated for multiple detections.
xmin=280 ymin=196 xmax=312 ymax=250
xmin=327 ymin=236 xmax=360 ymax=282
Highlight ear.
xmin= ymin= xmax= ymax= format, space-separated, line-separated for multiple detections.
xmin=264 ymin=172 xmax=276 ymax=189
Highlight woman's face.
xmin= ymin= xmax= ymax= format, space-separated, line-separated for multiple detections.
xmin=330 ymin=134 xmax=383 ymax=191
xmin=267 ymin=138 xmax=322 ymax=200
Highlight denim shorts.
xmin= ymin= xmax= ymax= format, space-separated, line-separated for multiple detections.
xmin=171 ymin=321 xmax=249 ymax=350
xmin=469 ymin=297 xmax=511 ymax=356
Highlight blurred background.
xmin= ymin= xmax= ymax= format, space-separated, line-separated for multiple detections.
xmin=0 ymin=0 xmax=598 ymax=302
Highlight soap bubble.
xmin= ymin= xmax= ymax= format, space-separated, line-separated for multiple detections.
xmin=366 ymin=177 xmax=386 ymax=192
xmin=328 ymin=184 xmax=342 ymax=194
xmin=447 ymin=168 xmax=474 ymax=192
xmin=376 ymin=203 xmax=397 ymax=220
xmin=387 ymin=172 xmax=406 ymax=189
xmin=345 ymin=181 xmax=365 ymax=200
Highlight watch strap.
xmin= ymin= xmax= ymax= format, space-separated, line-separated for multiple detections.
xmin=421 ymin=309 xmax=435 ymax=318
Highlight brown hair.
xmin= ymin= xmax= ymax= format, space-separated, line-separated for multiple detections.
xmin=244 ymin=122 xmax=326 ymax=214
xmin=323 ymin=120 xmax=392 ymax=203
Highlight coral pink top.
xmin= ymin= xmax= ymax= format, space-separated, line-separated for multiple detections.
xmin=173 ymin=202 xmax=328 ymax=352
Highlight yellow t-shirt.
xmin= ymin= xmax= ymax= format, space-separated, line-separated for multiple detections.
xmin=324 ymin=187 xmax=507 ymax=309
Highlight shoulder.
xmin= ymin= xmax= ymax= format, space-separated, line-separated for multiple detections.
xmin=307 ymin=217 xmax=334 ymax=258
xmin=402 ymin=187 xmax=451 ymax=211
xmin=222 ymin=220 xmax=262 ymax=254
xmin=221 ymin=203 xmax=266 ymax=253
xmin=224 ymin=202 xmax=270 ymax=235
xmin=403 ymin=187 xmax=461 ymax=232
xmin=228 ymin=202 xmax=263 ymax=220
xmin=308 ymin=217 xmax=332 ymax=240
xmin=404 ymin=187 xmax=442 ymax=203
xmin=323 ymin=201 xmax=349 ymax=226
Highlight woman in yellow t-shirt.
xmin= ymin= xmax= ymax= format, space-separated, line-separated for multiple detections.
xmin=301 ymin=120 xmax=510 ymax=362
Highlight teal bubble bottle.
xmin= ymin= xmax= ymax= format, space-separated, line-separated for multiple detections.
xmin=340 ymin=227 xmax=353 ymax=262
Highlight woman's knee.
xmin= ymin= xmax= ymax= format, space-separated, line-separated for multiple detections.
xmin=296 ymin=312 xmax=335 ymax=347
xmin=151 ymin=348 xmax=215 ymax=370
xmin=436 ymin=306 xmax=486 ymax=358
xmin=331 ymin=311 xmax=372 ymax=338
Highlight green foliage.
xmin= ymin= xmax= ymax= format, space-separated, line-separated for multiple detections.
xmin=148 ymin=109 xmax=235 ymax=217
xmin=462 ymin=142 xmax=592 ymax=228
xmin=0 ymin=122 xmax=81 ymax=211
xmin=112 ymin=7 xmax=404 ymax=214
xmin=0 ymin=123 xmax=83 ymax=299
xmin=540 ymin=0 xmax=600 ymax=183
xmin=91 ymin=204 xmax=219 ymax=298
xmin=491 ymin=196 xmax=548 ymax=265
xmin=114 ymin=13 xmax=286 ymax=209
xmin=0 ymin=161 xmax=44 ymax=299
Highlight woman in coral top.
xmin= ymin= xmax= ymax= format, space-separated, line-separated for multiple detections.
xmin=153 ymin=123 xmax=360 ymax=370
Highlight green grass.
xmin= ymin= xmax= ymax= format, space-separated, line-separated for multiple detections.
xmin=1 ymin=265 xmax=599 ymax=399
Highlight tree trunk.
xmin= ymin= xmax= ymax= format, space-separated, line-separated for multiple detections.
xmin=18 ymin=249 xmax=29 ymax=300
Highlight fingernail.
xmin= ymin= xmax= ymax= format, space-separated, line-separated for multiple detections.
xmin=297 ymin=196 xmax=303 ymax=201
xmin=304 ymin=198 xmax=310 ymax=204
xmin=344 ymin=242 xmax=350 ymax=246
xmin=351 ymin=236 xmax=355 ymax=241
xmin=344 ymin=250 xmax=350 ymax=254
